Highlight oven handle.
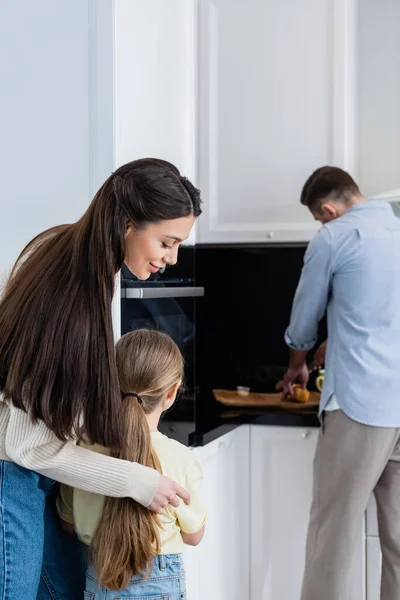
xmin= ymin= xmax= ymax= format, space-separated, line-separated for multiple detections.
xmin=121 ymin=286 xmax=205 ymax=299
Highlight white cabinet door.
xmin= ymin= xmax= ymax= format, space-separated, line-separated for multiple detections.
xmin=345 ymin=520 xmax=366 ymax=600
xmin=366 ymin=498 xmax=382 ymax=600
xmin=366 ymin=495 xmax=379 ymax=537
xmin=366 ymin=537 xmax=382 ymax=600
xmin=357 ymin=0 xmax=400 ymax=197
xmin=113 ymin=0 xmax=197 ymax=246
xmin=250 ymin=425 xmax=318 ymax=600
xmin=185 ymin=426 xmax=250 ymax=600
xmin=197 ymin=0 xmax=357 ymax=244
xmin=250 ymin=425 xmax=365 ymax=600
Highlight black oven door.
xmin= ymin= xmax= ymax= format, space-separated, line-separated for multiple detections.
xmin=121 ymin=285 xmax=204 ymax=445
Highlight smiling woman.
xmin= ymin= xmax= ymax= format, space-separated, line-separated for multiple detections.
xmin=0 ymin=157 xmax=202 ymax=599
xmin=125 ymin=216 xmax=195 ymax=280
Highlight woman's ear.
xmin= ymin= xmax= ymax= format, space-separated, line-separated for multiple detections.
xmin=125 ymin=219 xmax=133 ymax=237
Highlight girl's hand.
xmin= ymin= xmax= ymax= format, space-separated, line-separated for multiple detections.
xmin=148 ymin=475 xmax=191 ymax=514
xmin=60 ymin=521 xmax=76 ymax=535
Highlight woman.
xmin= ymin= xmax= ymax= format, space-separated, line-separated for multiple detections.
xmin=0 ymin=158 xmax=202 ymax=599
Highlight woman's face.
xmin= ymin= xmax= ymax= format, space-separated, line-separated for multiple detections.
xmin=124 ymin=215 xmax=195 ymax=280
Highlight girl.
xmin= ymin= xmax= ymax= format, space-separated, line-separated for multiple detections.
xmin=57 ymin=329 xmax=206 ymax=599
xmin=0 ymin=158 xmax=202 ymax=599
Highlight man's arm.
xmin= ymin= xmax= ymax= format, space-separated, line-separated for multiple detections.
xmin=314 ymin=339 xmax=327 ymax=368
xmin=284 ymin=228 xmax=333 ymax=393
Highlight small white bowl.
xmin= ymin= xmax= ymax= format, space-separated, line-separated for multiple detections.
xmin=237 ymin=386 xmax=250 ymax=397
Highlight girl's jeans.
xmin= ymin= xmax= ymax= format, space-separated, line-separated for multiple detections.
xmin=85 ymin=554 xmax=186 ymax=599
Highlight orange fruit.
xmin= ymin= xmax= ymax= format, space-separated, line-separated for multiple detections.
xmin=293 ymin=385 xmax=310 ymax=403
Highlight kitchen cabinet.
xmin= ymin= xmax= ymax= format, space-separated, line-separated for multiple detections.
xmin=250 ymin=425 xmax=318 ymax=599
xmin=0 ymin=0 xmax=197 ymax=282
xmin=366 ymin=537 xmax=382 ymax=600
xmin=197 ymin=0 xmax=357 ymax=244
xmin=357 ymin=0 xmax=400 ymax=197
xmin=114 ymin=0 xmax=197 ymax=246
xmin=250 ymin=425 xmax=365 ymax=600
xmin=366 ymin=496 xmax=382 ymax=600
xmin=185 ymin=426 xmax=251 ymax=600
xmin=185 ymin=424 xmax=368 ymax=599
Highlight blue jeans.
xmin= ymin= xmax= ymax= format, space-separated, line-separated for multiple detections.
xmin=85 ymin=554 xmax=186 ymax=599
xmin=0 ymin=460 xmax=86 ymax=600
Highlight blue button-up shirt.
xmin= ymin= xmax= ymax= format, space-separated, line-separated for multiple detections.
xmin=285 ymin=200 xmax=400 ymax=426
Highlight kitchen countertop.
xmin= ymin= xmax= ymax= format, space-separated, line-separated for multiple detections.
xmin=159 ymin=391 xmax=320 ymax=447
xmin=191 ymin=408 xmax=320 ymax=446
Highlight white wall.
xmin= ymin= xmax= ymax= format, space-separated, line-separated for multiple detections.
xmin=0 ymin=0 xmax=114 ymax=277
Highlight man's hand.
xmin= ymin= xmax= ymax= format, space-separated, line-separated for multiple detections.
xmin=148 ymin=475 xmax=191 ymax=514
xmin=283 ymin=363 xmax=309 ymax=397
xmin=314 ymin=340 xmax=327 ymax=368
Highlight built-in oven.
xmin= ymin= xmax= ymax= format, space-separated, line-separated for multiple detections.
xmin=120 ymin=247 xmax=204 ymax=445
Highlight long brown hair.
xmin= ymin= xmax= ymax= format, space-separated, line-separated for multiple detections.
xmin=0 ymin=158 xmax=201 ymax=446
xmin=91 ymin=329 xmax=184 ymax=590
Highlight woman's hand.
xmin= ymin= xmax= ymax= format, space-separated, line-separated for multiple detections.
xmin=148 ymin=475 xmax=191 ymax=514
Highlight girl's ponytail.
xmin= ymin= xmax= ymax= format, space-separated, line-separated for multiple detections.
xmin=91 ymin=329 xmax=183 ymax=590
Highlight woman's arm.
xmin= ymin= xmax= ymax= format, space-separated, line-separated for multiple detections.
xmin=4 ymin=402 xmax=189 ymax=511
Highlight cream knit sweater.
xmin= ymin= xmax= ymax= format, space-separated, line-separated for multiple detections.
xmin=0 ymin=395 xmax=160 ymax=507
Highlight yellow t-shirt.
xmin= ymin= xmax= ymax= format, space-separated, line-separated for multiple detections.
xmin=57 ymin=431 xmax=206 ymax=555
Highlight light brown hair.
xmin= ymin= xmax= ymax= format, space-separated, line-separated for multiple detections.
xmin=0 ymin=158 xmax=200 ymax=447
xmin=91 ymin=329 xmax=184 ymax=590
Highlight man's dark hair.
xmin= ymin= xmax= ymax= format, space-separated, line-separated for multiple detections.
xmin=300 ymin=166 xmax=360 ymax=212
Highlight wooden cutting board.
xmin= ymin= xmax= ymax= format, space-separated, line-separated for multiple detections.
xmin=213 ymin=389 xmax=320 ymax=410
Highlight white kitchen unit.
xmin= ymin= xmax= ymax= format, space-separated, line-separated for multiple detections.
xmin=250 ymin=425 xmax=318 ymax=599
xmin=366 ymin=496 xmax=382 ymax=600
xmin=185 ymin=426 xmax=251 ymax=600
xmin=197 ymin=0 xmax=357 ymax=244
xmin=113 ymin=0 xmax=198 ymax=246
xmin=366 ymin=537 xmax=382 ymax=600
xmin=250 ymin=425 xmax=365 ymax=600
xmin=0 ymin=0 xmax=198 ymax=281
xmin=185 ymin=424 xmax=367 ymax=599
xmin=357 ymin=0 xmax=400 ymax=198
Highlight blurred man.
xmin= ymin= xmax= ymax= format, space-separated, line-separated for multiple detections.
xmin=284 ymin=166 xmax=400 ymax=600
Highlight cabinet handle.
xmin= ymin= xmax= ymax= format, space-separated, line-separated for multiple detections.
xmin=302 ymin=431 xmax=310 ymax=439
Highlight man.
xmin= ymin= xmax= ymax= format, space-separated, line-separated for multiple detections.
xmin=284 ymin=166 xmax=400 ymax=600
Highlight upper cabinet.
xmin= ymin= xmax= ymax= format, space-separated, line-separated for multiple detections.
xmin=113 ymin=0 xmax=198 ymax=245
xmin=357 ymin=0 xmax=400 ymax=197
xmin=197 ymin=0 xmax=400 ymax=244
xmin=197 ymin=0 xmax=359 ymax=243
xmin=0 ymin=0 xmax=198 ymax=278
xmin=2 ymin=1 xmax=398 ymax=255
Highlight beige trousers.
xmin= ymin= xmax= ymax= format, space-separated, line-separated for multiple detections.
xmin=301 ymin=410 xmax=400 ymax=600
